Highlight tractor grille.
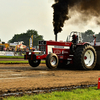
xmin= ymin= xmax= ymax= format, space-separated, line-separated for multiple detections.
xmin=39 ymin=46 xmax=46 ymax=54
xmin=39 ymin=41 xmax=46 ymax=45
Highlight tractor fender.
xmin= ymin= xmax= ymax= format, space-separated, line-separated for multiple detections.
xmin=77 ymin=42 xmax=90 ymax=46
xmin=70 ymin=42 xmax=90 ymax=53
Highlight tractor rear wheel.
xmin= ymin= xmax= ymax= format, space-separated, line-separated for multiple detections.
xmin=46 ymin=53 xmax=59 ymax=69
xmin=74 ymin=45 xmax=97 ymax=70
xmin=28 ymin=59 xmax=41 ymax=67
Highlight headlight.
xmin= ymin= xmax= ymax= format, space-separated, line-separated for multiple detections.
xmin=29 ymin=52 xmax=31 ymax=55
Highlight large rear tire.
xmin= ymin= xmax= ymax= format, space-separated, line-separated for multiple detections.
xmin=28 ymin=59 xmax=41 ymax=67
xmin=46 ymin=53 xmax=59 ymax=69
xmin=74 ymin=45 xmax=97 ymax=70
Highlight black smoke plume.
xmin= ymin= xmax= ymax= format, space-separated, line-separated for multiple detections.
xmin=52 ymin=0 xmax=100 ymax=35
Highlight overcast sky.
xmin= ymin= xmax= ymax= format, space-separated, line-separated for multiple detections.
xmin=0 ymin=0 xmax=100 ymax=43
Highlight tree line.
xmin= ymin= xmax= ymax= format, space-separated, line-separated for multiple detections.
xmin=8 ymin=30 xmax=44 ymax=47
xmin=82 ymin=30 xmax=100 ymax=42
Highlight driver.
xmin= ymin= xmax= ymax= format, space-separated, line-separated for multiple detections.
xmin=72 ymin=34 xmax=78 ymax=44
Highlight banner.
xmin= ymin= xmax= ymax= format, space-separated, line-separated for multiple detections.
xmin=29 ymin=35 xmax=33 ymax=48
xmin=0 ymin=51 xmax=14 ymax=56
xmin=0 ymin=51 xmax=26 ymax=56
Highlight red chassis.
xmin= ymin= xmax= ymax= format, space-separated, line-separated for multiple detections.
xmin=24 ymin=40 xmax=73 ymax=61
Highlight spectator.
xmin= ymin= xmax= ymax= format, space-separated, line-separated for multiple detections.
xmin=3 ymin=47 xmax=6 ymax=51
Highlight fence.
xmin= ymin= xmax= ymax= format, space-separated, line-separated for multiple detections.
xmin=0 ymin=51 xmax=26 ymax=56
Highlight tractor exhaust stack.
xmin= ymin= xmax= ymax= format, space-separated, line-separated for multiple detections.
xmin=55 ymin=34 xmax=57 ymax=41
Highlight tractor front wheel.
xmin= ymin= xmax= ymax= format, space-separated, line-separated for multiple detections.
xmin=28 ymin=59 xmax=41 ymax=67
xmin=46 ymin=53 xmax=59 ymax=69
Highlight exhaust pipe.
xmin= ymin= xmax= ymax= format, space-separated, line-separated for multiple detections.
xmin=55 ymin=34 xmax=57 ymax=41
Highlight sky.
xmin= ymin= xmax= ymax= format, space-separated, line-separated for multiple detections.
xmin=0 ymin=0 xmax=100 ymax=43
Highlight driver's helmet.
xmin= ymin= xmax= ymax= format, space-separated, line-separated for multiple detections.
xmin=72 ymin=34 xmax=77 ymax=39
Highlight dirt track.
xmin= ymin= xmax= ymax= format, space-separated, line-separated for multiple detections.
xmin=0 ymin=63 xmax=100 ymax=94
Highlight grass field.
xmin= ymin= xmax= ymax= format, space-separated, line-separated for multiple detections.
xmin=0 ymin=61 xmax=28 ymax=64
xmin=3 ymin=86 xmax=100 ymax=100
xmin=0 ymin=56 xmax=24 ymax=59
xmin=0 ymin=56 xmax=45 ymax=64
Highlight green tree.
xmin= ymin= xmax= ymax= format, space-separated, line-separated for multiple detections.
xmin=82 ymin=30 xmax=94 ymax=42
xmin=8 ymin=29 xmax=44 ymax=46
xmin=95 ymin=32 xmax=100 ymax=42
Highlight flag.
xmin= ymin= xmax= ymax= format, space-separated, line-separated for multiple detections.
xmin=29 ymin=35 xmax=33 ymax=48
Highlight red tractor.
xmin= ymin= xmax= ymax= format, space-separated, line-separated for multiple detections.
xmin=24 ymin=31 xmax=100 ymax=70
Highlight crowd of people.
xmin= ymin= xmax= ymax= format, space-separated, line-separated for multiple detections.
xmin=0 ymin=45 xmax=28 ymax=52
xmin=3 ymin=47 xmax=15 ymax=51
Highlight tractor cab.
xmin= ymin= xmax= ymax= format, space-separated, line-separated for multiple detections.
xmin=67 ymin=31 xmax=83 ymax=44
